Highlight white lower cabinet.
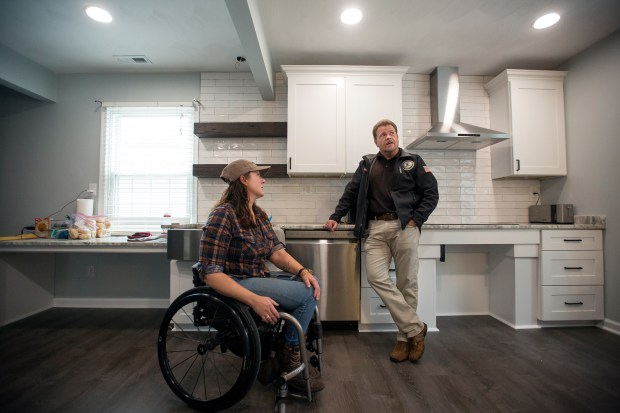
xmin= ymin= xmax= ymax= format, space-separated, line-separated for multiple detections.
xmin=169 ymin=259 xmax=195 ymax=303
xmin=538 ymin=230 xmax=604 ymax=321
xmin=360 ymin=260 xmax=398 ymax=326
xmin=360 ymin=288 xmax=394 ymax=324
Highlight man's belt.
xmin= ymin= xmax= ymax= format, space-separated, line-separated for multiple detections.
xmin=373 ymin=212 xmax=398 ymax=221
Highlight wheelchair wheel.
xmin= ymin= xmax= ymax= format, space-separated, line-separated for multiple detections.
xmin=157 ymin=287 xmax=261 ymax=411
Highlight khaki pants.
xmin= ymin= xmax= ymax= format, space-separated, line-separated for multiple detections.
xmin=365 ymin=220 xmax=425 ymax=342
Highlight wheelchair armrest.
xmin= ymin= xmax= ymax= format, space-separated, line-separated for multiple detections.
xmin=192 ymin=262 xmax=207 ymax=287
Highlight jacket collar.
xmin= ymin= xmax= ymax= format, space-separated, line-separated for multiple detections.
xmin=365 ymin=148 xmax=414 ymax=163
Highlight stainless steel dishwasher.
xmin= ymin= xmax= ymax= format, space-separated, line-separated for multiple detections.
xmin=284 ymin=229 xmax=360 ymax=322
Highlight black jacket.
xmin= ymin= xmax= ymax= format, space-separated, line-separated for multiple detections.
xmin=329 ymin=149 xmax=439 ymax=238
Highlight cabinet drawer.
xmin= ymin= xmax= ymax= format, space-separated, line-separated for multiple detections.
xmin=539 ymin=285 xmax=604 ymax=321
xmin=541 ymin=230 xmax=602 ymax=251
xmin=360 ymin=287 xmax=395 ymax=324
xmin=540 ymin=250 xmax=604 ymax=285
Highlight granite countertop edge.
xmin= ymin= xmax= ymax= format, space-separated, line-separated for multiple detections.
xmin=0 ymin=236 xmax=167 ymax=248
xmin=0 ymin=220 xmax=605 ymax=248
xmin=278 ymin=223 xmax=606 ymax=231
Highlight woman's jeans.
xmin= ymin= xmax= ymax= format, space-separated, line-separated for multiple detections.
xmin=236 ymin=273 xmax=320 ymax=346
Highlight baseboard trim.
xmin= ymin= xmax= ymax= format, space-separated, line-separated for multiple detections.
xmin=601 ymin=318 xmax=620 ymax=336
xmin=436 ymin=311 xmax=489 ymax=316
xmin=53 ymin=298 xmax=170 ymax=308
xmin=358 ymin=322 xmax=398 ymax=333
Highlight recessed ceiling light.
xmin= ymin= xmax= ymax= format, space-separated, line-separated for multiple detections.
xmin=341 ymin=8 xmax=362 ymax=25
xmin=533 ymin=12 xmax=560 ymax=29
xmin=85 ymin=6 xmax=113 ymax=23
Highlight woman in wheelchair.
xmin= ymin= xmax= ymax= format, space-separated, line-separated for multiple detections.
xmin=198 ymin=159 xmax=324 ymax=394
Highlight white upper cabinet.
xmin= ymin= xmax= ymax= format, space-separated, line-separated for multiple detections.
xmin=344 ymin=75 xmax=404 ymax=173
xmin=284 ymin=73 xmax=346 ymax=175
xmin=485 ymin=70 xmax=567 ymax=179
xmin=283 ymin=66 xmax=407 ymax=175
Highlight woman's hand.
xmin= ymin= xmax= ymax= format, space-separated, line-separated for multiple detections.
xmin=300 ymin=269 xmax=321 ymax=300
xmin=267 ymin=249 xmax=321 ymax=299
xmin=250 ymin=295 xmax=280 ymax=324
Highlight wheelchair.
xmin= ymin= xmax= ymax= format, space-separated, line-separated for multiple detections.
xmin=157 ymin=263 xmax=323 ymax=412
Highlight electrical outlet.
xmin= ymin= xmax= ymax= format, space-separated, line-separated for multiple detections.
xmin=88 ymin=183 xmax=97 ymax=196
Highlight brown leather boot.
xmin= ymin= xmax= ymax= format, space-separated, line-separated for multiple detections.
xmin=281 ymin=344 xmax=325 ymax=393
xmin=408 ymin=323 xmax=428 ymax=362
xmin=389 ymin=340 xmax=410 ymax=362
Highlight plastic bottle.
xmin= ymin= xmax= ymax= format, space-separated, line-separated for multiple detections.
xmin=162 ymin=213 xmax=172 ymax=232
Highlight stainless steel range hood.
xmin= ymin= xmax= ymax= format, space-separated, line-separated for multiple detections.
xmin=406 ymin=66 xmax=510 ymax=150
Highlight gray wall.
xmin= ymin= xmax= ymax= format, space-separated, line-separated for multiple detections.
xmin=0 ymin=73 xmax=199 ymax=235
xmin=544 ymin=29 xmax=620 ymax=326
xmin=0 ymin=73 xmax=199 ymax=316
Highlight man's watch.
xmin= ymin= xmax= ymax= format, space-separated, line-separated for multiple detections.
xmin=296 ymin=267 xmax=313 ymax=277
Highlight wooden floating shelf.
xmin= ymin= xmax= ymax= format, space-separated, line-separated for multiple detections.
xmin=193 ymin=164 xmax=289 ymax=179
xmin=194 ymin=122 xmax=287 ymax=138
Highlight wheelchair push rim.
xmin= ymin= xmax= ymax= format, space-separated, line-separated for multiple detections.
xmin=157 ymin=289 xmax=260 ymax=411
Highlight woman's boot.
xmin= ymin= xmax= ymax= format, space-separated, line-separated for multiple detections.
xmin=280 ymin=344 xmax=324 ymax=393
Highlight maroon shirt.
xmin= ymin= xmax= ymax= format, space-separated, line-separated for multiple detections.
xmin=367 ymin=152 xmax=397 ymax=219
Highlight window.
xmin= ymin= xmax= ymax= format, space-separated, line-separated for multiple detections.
xmin=100 ymin=104 xmax=196 ymax=232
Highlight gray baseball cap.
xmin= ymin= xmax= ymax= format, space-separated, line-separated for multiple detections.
xmin=220 ymin=159 xmax=270 ymax=184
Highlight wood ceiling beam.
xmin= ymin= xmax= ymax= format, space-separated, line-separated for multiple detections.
xmin=225 ymin=0 xmax=275 ymax=100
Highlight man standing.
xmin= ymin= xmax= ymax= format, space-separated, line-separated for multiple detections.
xmin=324 ymin=119 xmax=438 ymax=363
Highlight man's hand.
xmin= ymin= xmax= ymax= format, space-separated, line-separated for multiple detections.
xmin=324 ymin=219 xmax=338 ymax=231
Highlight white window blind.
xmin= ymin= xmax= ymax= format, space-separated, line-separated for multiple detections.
xmin=101 ymin=105 xmax=196 ymax=231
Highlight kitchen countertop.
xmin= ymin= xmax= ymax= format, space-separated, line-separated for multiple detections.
xmin=280 ymin=215 xmax=605 ymax=231
xmin=0 ymin=215 xmax=605 ymax=252
xmin=0 ymin=235 xmax=167 ymax=252
xmin=279 ymin=223 xmax=605 ymax=230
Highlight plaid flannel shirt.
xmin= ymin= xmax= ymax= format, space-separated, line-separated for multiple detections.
xmin=200 ymin=203 xmax=284 ymax=278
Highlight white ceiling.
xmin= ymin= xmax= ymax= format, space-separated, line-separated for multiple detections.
xmin=1 ymin=0 xmax=620 ymax=81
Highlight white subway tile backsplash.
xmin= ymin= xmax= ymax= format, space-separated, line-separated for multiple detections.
xmin=201 ymin=72 xmax=230 ymax=80
xmin=196 ymin=71 xmax=541 ymax=225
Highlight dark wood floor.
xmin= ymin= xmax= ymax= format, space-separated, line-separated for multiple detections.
xmin=1 ymin=308 xmax=619 ymax=413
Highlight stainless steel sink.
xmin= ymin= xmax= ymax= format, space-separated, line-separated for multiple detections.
xmin=167 ymin=229 xmax=202 ymax=261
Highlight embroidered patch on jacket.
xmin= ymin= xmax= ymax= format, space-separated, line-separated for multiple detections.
xmin=402 ymin=160 xmax=414 ymax=171
xmin=424 ymin=166 xmax=431 ymax=173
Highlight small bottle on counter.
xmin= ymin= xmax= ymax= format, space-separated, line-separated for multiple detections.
xmin=162 ymin=213 xmax=172 ymax=232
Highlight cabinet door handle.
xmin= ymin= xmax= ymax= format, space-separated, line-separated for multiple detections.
xmin=563 ymin=239 xmax=583 ymax=242
xmin=564 ymin=266 xmax=583 ymax=270
xmin=379 ymin=304 xmax=387 ymax=308
xmin=564 ymin=301 xmax=584 ymax=306
xmin=516 ymin=159 xmax=520 ymax=171
xmin=289 ymin=157 xmax=292 ymax=169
